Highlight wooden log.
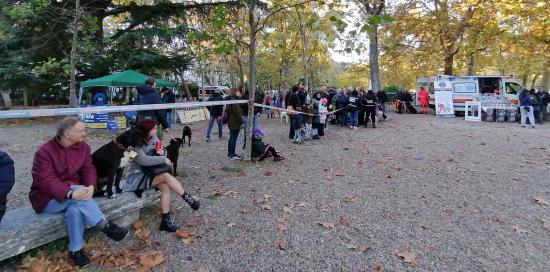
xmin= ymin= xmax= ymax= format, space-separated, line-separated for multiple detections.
xmin=0 ymin=190 xmax=159 ymax=261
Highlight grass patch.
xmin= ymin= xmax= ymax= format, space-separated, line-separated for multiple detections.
xmin=176 ymin=169 xmax=189 ymax=178
xmin=221 ymin=165 xmax=243 ymax=173
xmin=205 ymin=194 xmax=221 ymax=200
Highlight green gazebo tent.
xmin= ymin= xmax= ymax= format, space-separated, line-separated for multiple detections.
xmin=79 ymin=70 xmax=176 ymax=104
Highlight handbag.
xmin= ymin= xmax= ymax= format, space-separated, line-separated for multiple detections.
xmin=142 ymin=163 xmax=172 ymax=178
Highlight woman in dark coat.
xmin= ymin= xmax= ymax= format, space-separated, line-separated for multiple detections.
xmin=227 ymin=88 xmax=244 ymax=160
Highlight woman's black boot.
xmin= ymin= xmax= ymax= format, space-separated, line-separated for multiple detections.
xmin=159 ymin=212 xmax=179 ymax=232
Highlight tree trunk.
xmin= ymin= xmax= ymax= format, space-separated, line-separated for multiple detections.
xmin=23 ymin=89 xmax=28 ymax=107
xmin=68 ymin=0 xmax=81 ymax=107
xmin=1 ymin=92 xmax=12 ymax=109
xmin=466 ymin=54 xmax=475 ymax=75
xmin=123 ymin=87 xmax=131 ymax=104
xmin=444 ymin=54 xmax=454 ymax=75
xmin=542 ymin=59 xmax=550 ymax=90
xmin=521 ymin=74 xmax=528 ymax=87
xmin=530 ymin=74 xmax=540 ymax=89
xmin=368 ymin=25 xmax=382 ymax=92
xmin=245 ymin=0 xmax=257 ymax=161
xmin=300 ymin=28 xmax=309 ymax=91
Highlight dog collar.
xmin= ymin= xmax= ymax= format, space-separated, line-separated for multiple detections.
xmin=112 ymin=139 xmax=126 ymax=150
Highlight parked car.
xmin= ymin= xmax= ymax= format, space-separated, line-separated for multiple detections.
xmin=198 ymin=85 xmax=229 ymax=101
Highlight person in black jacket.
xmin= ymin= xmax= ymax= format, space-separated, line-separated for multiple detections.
xmin=161 ymin=87 xmax=176 ymax=126
xmin=287 ymin=85 xmax=300 ymax=139
xmin=376 ymin=89 xmax=388 ymax=114
xmin=363 ymin=90 xmax=378 ymax=128
xmin=529 ymin=89 xmax=541 ymax=124
xmin=0 ymin=150 xmax=15 ymax=223
xmin=136 ymin=77 xmax=170 ymax=130
xmin=536 ymin=86 xmax=549 ymax=123
xmin=205 ymin=90 xmax=224 ymax=141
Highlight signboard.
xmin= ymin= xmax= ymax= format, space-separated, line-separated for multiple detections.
xmin=80 ymin=112 xmax=109 ymax=128
xmin=434 ymin=79 xmax=455 ymax=117
xmin=177 ymin=108 xmax=208 ymax=124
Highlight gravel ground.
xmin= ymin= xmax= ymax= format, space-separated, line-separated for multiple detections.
xmin=1 ymin=112 xmax=549 ymax=271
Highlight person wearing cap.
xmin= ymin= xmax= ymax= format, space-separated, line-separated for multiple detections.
xmin=519 ymin=89 xmax=536 ymax=128
xmin=136 ymin=77 xmax=170 ymax=131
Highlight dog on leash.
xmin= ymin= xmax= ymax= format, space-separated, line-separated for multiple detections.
xmin=280 ymin=111 xmax=289 ymax=124
xmin=165 ymin=137 xmax=184 ymax=176
xmin=92 ymin=128 xmax=143 ymax=198
xmin=182 ymin=125 xmax=192 ymax=147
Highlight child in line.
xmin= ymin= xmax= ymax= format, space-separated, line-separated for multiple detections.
xmin=311 ymin=102 xmax=321 ymax=139
xmin=251 ymin=128 xmax=285 ymax=161
xmin=291 ymin=107 xmax=303 ymax=144
xmin=303 ymin=102 xmax=314 ymax=140
xmin=319 ymin=98 xmax=329 ymax=135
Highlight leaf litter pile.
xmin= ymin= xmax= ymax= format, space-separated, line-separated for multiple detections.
xmin=4 ymin=114 xmax=550 ymax=271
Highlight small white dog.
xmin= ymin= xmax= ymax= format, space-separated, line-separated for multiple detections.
xmin=280 ymin=111 xmax=289 ymax=124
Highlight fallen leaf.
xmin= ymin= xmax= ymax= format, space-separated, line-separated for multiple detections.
xmin=338 ymin=217 xmax=351 ymax=226
xmin=260 ymin=205 xmax=272 ymax=210
xmin=385 ymin=175 xmax=392 ymax=179
xmin=240 ymin=208 xmax=251 ymax=214
xmin=512 ymin=226 xmax=529 ymax=234
xmin=342 ymin=196 xmax=357 ymax=203
xmin=397 ymin=250 xmax=418 ymax=265
xmin=275 ymin=240 xmax=288 ymax=250
xmin=542 ymin=220 xmax=550 ymax=230
xmin=139 ymin=251 xmax=165 ymax=268
xmin=135 ymin=228 xmax=151 ymax=241
xmin=264 ymin=171 xmax=275 ymax=176
xmin=182 ymin=237 xmax=195 ymax=245
xmin=283 ymin=206 xmax=293 ymax=214
xmin=276 ymin=220 xmax=288 ymax=232
xmin=317 ymin=206 xmax=331 ymax=212
xmin=359 ymin=245 xmax=370 ymax=253
xmin=334 ymin=172 xmax=345 ymax=177
xmin=297 ymin=202 xmax=306 ymax=207
xmin=318 ymin=221 xmax=335 ymax=229
xmin=263 ymin=194 xmax=272 ymax=199
xmin=133 ymin=220 xmax=145 ymax=230
xmin=404 ymin=146 xmax=412 ymax=149
xmin=533 ymin=197 xmax=548 ymax=207
xmin=345 ymin=244 xmax=357 ymax=250
xmin=227 ymin=222 xmax=236 ymax=228
xmin=193 ymin=268 xmax=209 ymax=272
xmin=184 ymin=217 xmax=201 ymax=227
xmin=175 ymin=228 xmax=197 ymax=239
xmin=373 ymin=263 xmax=382 ymax=272
xmin=252 ymin=196 xmax=267 ymax=205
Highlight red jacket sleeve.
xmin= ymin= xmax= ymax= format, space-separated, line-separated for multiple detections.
xmin=78 ymin=143 xmax=97 ymax=188
xmin=31 ymin=148 xmax=70 ymax=203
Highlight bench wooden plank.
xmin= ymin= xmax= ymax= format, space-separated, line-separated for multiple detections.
xmin=0 ymin=190 xmax=159 ymax=261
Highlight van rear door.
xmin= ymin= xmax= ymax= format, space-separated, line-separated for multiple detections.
xmin=450 ymin=80 xmax=478 ymax=111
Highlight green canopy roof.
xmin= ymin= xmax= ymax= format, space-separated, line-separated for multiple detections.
xmin=80 ymin=70 xmax=176 ymax=88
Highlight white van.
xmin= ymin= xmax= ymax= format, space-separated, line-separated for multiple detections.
xmin=417 ymin=75 xmax=523 ymax=112
xmin=198 ymin=85 xmax=229 ymax=101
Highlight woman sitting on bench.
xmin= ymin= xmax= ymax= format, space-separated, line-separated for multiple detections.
xmin=30 ymin=116 xmax=129 ymax=268
xmin=123 ymin=119 xmax=200 ymax=233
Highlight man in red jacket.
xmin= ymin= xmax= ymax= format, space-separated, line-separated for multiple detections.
xmin=29 ymin=116 xmax=129 ymax=268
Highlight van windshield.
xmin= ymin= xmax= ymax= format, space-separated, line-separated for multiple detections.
xmin=505 ymin=82 xmax=521 ymax=95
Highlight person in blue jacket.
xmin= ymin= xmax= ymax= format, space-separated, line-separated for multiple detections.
xmin=0 ymin=150 xmax=15 ymax=223
xmin=136 ymin=77 xmax=170 ymax=130
xmin=92 ymin=92 xmax=107 ymax=106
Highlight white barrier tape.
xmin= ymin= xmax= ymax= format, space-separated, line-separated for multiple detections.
xmin=253 ymin=103 xmax=345 ymax=116
xmin=0 ymin=100 xmax=248 ymax=119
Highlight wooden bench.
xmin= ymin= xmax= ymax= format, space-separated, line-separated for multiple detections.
xmin=0 ymin=190 xmax=159 ymax=261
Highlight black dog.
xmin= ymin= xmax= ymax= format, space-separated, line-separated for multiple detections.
xmin=165 ymin=137 xmax=183 ymax=176
xmin=92 ymin=128 xmax=144 ymax=198
xmin=182 ymin=125 xmax=192 ymax=147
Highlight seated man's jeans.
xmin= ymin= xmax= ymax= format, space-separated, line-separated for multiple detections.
xmin=42 ymin=185 xmax=106 ymax=252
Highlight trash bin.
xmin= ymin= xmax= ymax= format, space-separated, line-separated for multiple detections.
xmin=507 ymin=109 xmax=517 ymax=123
xmin=485 ymin=108 xmax=495 ymax=122
xmin=496 ymin=109 xmax=506 ymax=122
